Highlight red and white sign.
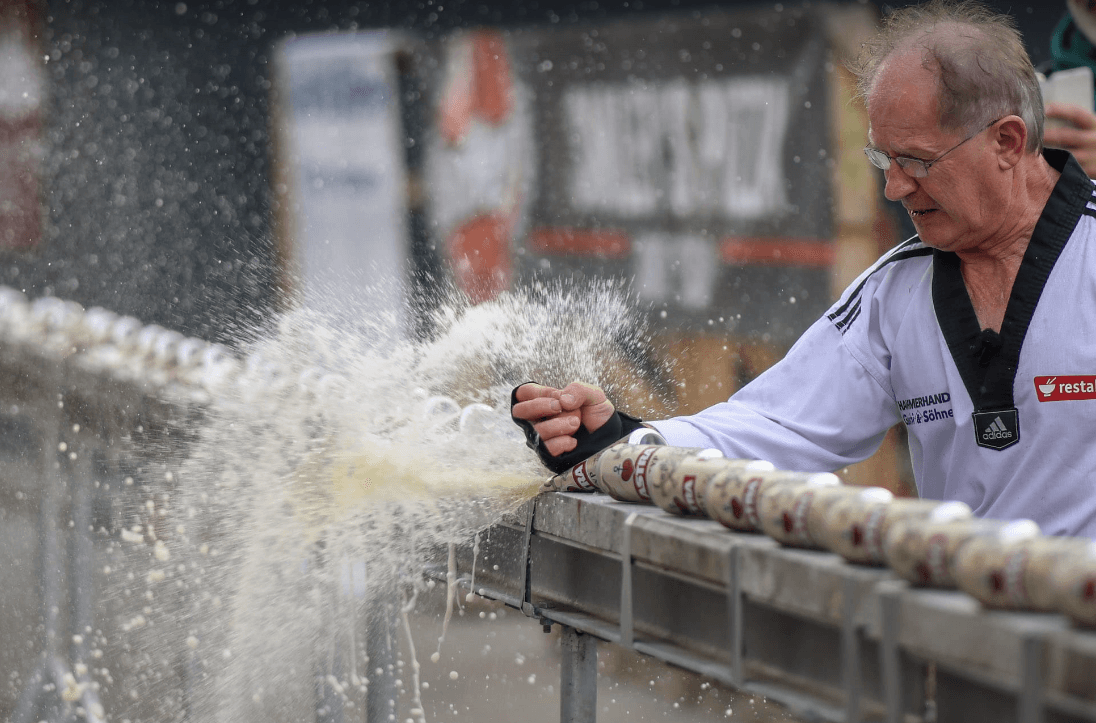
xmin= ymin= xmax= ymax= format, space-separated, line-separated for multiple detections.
xmin=429 ymin=30 xmax=534 ymax=304
xmin=0 ymin=2 xmax=44 ymax=251
xmin=1034 ymin=376 xmax=1096 ymax=402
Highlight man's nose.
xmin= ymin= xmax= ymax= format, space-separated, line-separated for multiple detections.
xmin=883 ymin=164 xmax=918 ymax=201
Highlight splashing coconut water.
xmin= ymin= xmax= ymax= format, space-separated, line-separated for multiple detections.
xmin=106 ymin=281 xmax=664 ymax=723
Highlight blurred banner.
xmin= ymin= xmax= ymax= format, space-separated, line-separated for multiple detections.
xmin=425 ymin=7 xmax=836 ymax=345
xmin=0 ymin=0 xmax=44 ymax=252
xmin=273 ymin=32 xmax=410 ymax=325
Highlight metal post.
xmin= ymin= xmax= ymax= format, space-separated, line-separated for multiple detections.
xmin=12 ymin=409 xmax=68 ymax=723
xmin=619 ymin=513 xmax=637 ymax=648
xmin=70 ymin=435 xmax=106 ymax=723
xmin=879 ymin=584 xmax=904 ymax=723
xmin=1018 ymin=634 xmax=1045 ymax=723
xmin=842 ymin=576 xmax=862 ymax=723
xmin=560 ymin=626 xmax=597 ymax=723
xmin=725 ymin=545 xmax=743 ymax=687
xmin=365 ymin=589 xmax=399 ymax=723
xmin=316 ymin=652 xmax=346 ymax=723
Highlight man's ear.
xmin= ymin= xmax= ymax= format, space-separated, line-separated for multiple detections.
xmin=995 ymin=116 xmax=1027 ymax=169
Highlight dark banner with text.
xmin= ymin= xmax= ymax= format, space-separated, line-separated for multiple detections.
xmin=425 ymin=7 xmax=836 ymax=343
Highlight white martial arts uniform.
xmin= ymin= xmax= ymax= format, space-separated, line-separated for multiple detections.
xmin=651 ymin=150 xmax=1096 ymax=537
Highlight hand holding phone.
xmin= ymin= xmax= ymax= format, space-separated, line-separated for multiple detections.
xmin=1041 ymin=66 xmax=1096 ymax=176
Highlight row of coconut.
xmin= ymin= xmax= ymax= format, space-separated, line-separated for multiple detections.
xmin=546 ymin=433 xmax=1096 ymax=628
xmin=0 ymin=286 xmax=356 ymax=408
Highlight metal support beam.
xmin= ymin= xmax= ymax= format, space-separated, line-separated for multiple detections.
xmin=560 ymin=626 xmax=597 ymax=723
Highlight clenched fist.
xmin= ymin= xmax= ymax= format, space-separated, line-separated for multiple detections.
xmin=511 ymin=382 xmax=615 ymax=456
xmin=510 ymin=381 xmax=645 ymax=474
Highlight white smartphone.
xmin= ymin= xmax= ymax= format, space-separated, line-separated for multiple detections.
xmin=1039 ymin=65 xmax=1095 ymax=129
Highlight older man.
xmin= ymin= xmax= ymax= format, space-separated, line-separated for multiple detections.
xmin=512 ymin=0 xmax=1096 ymax=538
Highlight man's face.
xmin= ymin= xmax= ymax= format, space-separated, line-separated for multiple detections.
xmin=866 ymin=53 xmax=1008 ymax=254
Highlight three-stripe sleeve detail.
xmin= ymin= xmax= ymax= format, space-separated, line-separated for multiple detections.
xmin=827 ymin=240 xmax=932 ymax=334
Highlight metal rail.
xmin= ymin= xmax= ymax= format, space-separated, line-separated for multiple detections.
xmin=434 ymin=492 xmax=1096 ymax=723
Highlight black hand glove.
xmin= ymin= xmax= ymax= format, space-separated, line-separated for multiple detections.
xmin=510 ymin=383 xmax=645 ymax=474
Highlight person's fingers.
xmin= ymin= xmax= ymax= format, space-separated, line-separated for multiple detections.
xmin=532 ymin=412 xmax=581 ymax=441
xmin=512 ymin=396 xmax=562 ymax=422
xmin=514 ymin=382 xmax=562 ymax=403
xmin=581 ymin=399 xmax=616 ymax=432
xmin=557 ymin=381 xmax=607 ymax=410
xmin=1046 ymin=102 xmax=1096 ymax=130
xmin=553 ymin=381 xmax=616 ymax=433
xmin=1043 ymin=124 xmax=1092 ymax=149
xmin=543 ymin=434 xmax=578 ymax=456
xmin=556 ymin=381 xmax=616 ymax=432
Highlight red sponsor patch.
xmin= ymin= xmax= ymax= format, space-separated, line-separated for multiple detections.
xmin=1034 ymin=376 xmax=1096 ymax=401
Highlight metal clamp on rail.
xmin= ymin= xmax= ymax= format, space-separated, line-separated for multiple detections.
xmin=519 ymin=495 xmax=539 ymax=618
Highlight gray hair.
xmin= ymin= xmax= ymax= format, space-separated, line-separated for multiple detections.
xmin=850 ymin=0 xmax=1044 ymax=153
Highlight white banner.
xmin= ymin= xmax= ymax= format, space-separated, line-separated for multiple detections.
xmin=277 ymin=32 xmax=409 ymax=326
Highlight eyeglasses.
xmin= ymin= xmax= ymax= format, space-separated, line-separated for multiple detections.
xmin=863 ymin=118 xmax=1002 ymax=178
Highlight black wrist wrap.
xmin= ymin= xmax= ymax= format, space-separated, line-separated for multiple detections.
xmin=510 ymin=383 xmax=645 ymax=474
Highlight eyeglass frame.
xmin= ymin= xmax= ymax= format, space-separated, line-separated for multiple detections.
xmin=863 ymin=117 xmax=1004 ymax=179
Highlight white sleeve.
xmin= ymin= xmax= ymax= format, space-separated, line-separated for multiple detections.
xmin=649 ymin=306 xmax=901 ymax=473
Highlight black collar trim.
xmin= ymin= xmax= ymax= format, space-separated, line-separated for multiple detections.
xmin=933 ymin=149 xmax=1090 ymax=411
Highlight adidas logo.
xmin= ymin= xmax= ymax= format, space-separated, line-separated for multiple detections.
xmin=982 ymin=416 xmax=1013 ymax=441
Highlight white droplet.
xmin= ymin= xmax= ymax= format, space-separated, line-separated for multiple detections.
xmin=449 ymin=671 xmax=459 ymax=680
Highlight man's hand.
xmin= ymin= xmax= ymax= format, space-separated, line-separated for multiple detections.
xmin=1044 ymin=102 xmax=1096 ymax=177
xmin=512 ymin=382 xmax=615 ymax=457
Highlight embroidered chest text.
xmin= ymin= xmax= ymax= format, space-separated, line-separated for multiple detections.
xmin=897 ymin=391 xmax=954 ymax=426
